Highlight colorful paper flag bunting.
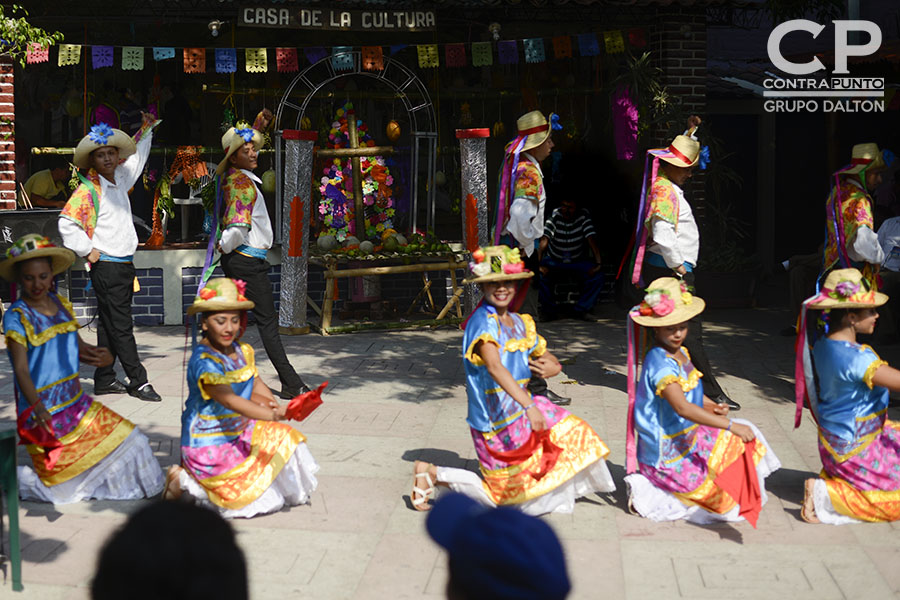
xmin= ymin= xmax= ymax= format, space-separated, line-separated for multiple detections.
xmin=184 ymin=48 xmax=205 ymax=73
xmin=26 ymin=42 xmax=49 ymax=64
xmin=498 ymin=40 xmax=518 ymax=65
xmin=417 ymin=44 xmax=439 ymax=68
xmin=445 ymin=43 xmax=466 ymax=68
xmin=92 ymin=46 xmax=113 ymax=69
xmin=361 ymin=46 xmax=384 ymax=71
xmin=332 ymin=46 xmax=354 ymax=71
xmin=153 ymin=47 xmax=175 ymax=61
xmin=552 ymin=36 xmax=572 ymax=59
xmin=389 ymin=45 xmax=408 ymax=55
xmin=304 ymin=47 xmax=328 ymax=65
xmin=215 ymin=48 xmax=236 ymax=73
xmin=122 ymin=46 xmax=144 ymax=70
xmin=246 ymin=48 xmax=267 ymax=73
xmin=628 ymin=28 xmax=647 ymax=48
xmin=276 ymin=47 xmax=299 ymax=73
xmin=603 ymin=30 xmax=625 ymax=54
xmin=523 ymin=38 xmax=545 ymax=64
xmin=577 ymin=33 xmax=600 ymax=57
xmin=472 ymin=42 xmax=492 ymax=67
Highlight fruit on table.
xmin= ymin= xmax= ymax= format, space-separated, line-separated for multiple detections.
xmin=383 ymin=236 xmax=399 ymax=252
xmin=343 ymin=236 xmax=360 ymax=247
xmin=359 ymin=240 xmax=374 ymax=254
xmin=395 ymin=233 xmax=407 ymax=246
xmin=317 ymin=234 xmax=337 ymax=251
xmin=261 ymin=169 xmax=276 ymax=194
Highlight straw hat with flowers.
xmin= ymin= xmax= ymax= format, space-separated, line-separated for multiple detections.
xmin=629 ymin=277 xmax=706 ymax=327
xmin=803 ymin=268 xmax=887 ymax=310
xmin=463 ymin=245 xmax=533 ymax=285
xmin=0 ymin=234 xmax=75 ymax=282
xmin=72 ymin=123 xmax=137 ymax=170
xmin=187 ymin=278 xmax=255 ymax=315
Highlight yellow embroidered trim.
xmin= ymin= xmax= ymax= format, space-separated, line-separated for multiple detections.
xmin=9 ymin=306 xmax=79 ymax=348
xmin=504 ymin=313 xmax=539 ymax=353
xmin=663 ymin=423 xmax=698 ymax=440
xmin=818 ymin=409 xmax=887 ymax=462
xmin=198 ymin=411 xmax=242 ymax=420
xmin=863 ymin=359 xmax=888 ymax=389
xmin=655 ymin=369 xmax=702 ymax=396
xmin=5 ymin=330 xmax=27 ymax=348
xmin=198 ymin=363 xmax=256 ymax=400
xmin=36 ymin=372 xmax=77 ymax=394
xmin=49 ymin=389 xmax=83 ymax=415
xmin=531 ymin=334 xmax=547 ymax=358
xmin=191 ymin=430 xmax=244 ymax=438
xmin=465 ymin=333 xmax=499 ymax=366
xmin=485 ymin=378 xmax=530 ymax=395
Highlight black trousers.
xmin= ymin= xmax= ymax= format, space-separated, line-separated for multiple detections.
xmin=638 ymin=262 xmax=724 ymax=398
xmin=90 ymin=261 xmax=148 ymax=389
xmin=221 ymin=252 xmax=304 ymax=391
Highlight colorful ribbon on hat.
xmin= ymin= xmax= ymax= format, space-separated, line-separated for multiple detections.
xmin=493 ymin=114 xmax=558 ymax=245
xmin=625 ymin=309 xmax=645 ymax=473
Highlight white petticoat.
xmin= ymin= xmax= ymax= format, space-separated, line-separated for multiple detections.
xmin=624 ymin=419 xmax=782 ymax=524
xmin=436 ymin=458 xmax=616 ymax=516
xmin=811 ymin=479 xmax=861 ymax=525
xmin=18 ymin=428 xmax=165 ymax=503
xmin=178 ymin=442 xmax=319 ymax=519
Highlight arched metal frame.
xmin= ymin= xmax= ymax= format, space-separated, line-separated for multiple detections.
xmin=273 ymin=51 xmax=438 ymax=240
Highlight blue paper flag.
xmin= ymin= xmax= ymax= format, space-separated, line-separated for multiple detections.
xmin=153 ymin=47 xmax=175 ymax=61
xmin=215 ymin=48 xmax=237 ymax=73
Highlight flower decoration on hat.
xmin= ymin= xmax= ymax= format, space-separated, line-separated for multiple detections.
xmin=235 ymin=128 xmax=255 ymax=143
xmin=638 ymin=289 xmax=675 ymax=317
xmin=549 ymin=113 xmax=563 ymax=131
xmin=698 ymin=146 xmax=710 ymax=170
xmin=88 ymin=123 xmax=114 ymax=145
xmin=7 ymin=234 xmax=53 ymax=258
xmin=833 ymin=280 xmax=860 ymax=299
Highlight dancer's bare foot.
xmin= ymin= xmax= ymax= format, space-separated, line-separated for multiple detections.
xmin=801 ymin=478 xmax=820 ymax=524
xmin=411 ymin=460 xmax=436 ymax=511
xmin=161 ymin=465 xmax=184 ymax=501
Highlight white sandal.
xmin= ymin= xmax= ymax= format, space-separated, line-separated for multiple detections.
xmin=412 ymin=469 xmax=435 ymax=511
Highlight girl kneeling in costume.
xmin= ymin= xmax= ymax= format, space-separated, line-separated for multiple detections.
xmin=795 ymin=268 xmax=900 ymax=524
xmin=412 ymin=246 xmax=615 ymax=515
xmin=624 ymin=277 xmax=780 ymax=524
xmin=2 ymin=234 xmax=164 ymax=503
xmin=164 ymin=278 xmax=320 ymax=518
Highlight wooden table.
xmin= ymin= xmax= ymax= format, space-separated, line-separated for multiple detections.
xmin=0 ymin=427 xmax=22 ymax=591
xmin=308 ymin=254 xmax=468 ymax=335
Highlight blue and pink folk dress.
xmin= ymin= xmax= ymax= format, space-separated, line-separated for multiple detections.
xmin=178 ymin=340 xmax=319 ymax=518
xmin=808 ymin=338 xmax=900 ymax=523
xmin=434 ymin=303 xmax=615 ymax=515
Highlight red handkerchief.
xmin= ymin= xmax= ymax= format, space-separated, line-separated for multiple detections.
xmin=17 ymin=404 xmax=63 ymax=470
xmin=285 ymin=382 xmax=327 ymax=421
xmin=714 ymin=438 xmax=762 ymax=527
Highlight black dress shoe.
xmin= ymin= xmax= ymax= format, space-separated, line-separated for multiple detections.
xmin=712 ymin=394 xmax=740 ymax=411
xmin=279 ymin=384 xmax=312 ymax=399
xmin=129 ymin=383 xmax=162 ymax=402
xmin=94 ymin=379 xmax=128 ymax=395
xmin=544 ymin=389 xmax=572 ymax=406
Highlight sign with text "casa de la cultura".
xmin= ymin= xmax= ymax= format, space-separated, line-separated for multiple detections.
xmin=239 ymin=6 xmax=436 ymax=32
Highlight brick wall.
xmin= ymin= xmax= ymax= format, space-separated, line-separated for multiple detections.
xmin=0 ymin=58 xmax=13 ymax=211
xmin=650 ymin=6 xmax=708 ymax=213
xmin=68 ymin=267 xmax=165 ymax=326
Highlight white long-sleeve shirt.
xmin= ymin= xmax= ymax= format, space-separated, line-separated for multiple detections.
xmin=845 ymin=179 xmax=885 ymax=265
xmin=877 ymin=216 xmax=900 ymax=271
xmin=58 ymin=129 xmax=154 ymax=258
xmin=219 ymin=170 xmax=273 ymax=255
xmin=647 ymin=181 xmax=700 ymax=268
xmin=502 ymin=154 xmax=545 ymax=257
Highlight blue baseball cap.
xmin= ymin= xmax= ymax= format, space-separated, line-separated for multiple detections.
xmin=426 ymin=493 xmax=571 ymax=600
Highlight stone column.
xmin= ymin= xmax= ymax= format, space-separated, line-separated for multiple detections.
xmin=456 ymin=128 xmax=490 ymax=313
xmin=278 ymin=129 xmax=317 ymax=333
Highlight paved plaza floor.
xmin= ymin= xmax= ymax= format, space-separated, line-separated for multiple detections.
xmin=1 ymin=302 xmax=899 ymax=599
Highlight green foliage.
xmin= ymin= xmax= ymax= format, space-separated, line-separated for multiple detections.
xmin=0 ymin=5 xmax=64 ymax=68
xmin=612 ymin=52 xmax=683 ymax=142
xmin=156 ymin=175 xmax=174 ymax=219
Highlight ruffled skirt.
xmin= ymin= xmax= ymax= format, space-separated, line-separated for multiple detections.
xmin=18 ymin=428 xmax=165 ymax=503
xmin=812 ymin=420 xmax=900 ymax=524
xmin=178 ymin=442 xmax=319 ymax=519
xmin=624 ymin=419 xmax=781 ymax=524
xmin=435 ymin=396 xmax=615 ymax=516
